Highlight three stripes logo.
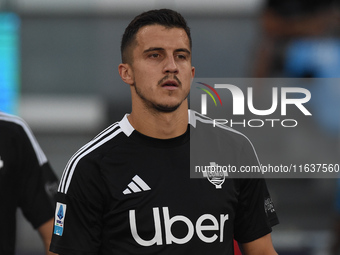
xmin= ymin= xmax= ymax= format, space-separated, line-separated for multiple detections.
xmin=123 ymin=175 xmax=151 ymax=195
xmin=196 ymin=82 xmax=222 ymax=115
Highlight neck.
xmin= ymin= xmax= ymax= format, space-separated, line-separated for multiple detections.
xmin=128 ymin=102 xmax=188 ymax=139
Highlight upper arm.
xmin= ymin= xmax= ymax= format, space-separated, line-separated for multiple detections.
xmin=50 ymin=156 xmax=107 ymax=255
xmin=18 ymin=122 xmax=58 ymax=228
xmin=234 ymin=178 xmax=278 ymax=243
xmin=240 ymin=233 xmax=278 ymax=255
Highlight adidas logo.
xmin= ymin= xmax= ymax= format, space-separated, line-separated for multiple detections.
xmin=123 ymin=175 xmax=151 ymax=195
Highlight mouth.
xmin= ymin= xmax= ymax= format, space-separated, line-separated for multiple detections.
xmin=161 ymin=80 xmax=179 ymax=90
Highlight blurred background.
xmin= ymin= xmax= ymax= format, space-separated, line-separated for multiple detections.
xmin=1 ymin=0 xmax=340 ymax=254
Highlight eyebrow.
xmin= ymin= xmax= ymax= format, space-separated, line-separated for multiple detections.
xmin=143 ymin=47 xmax=191 ymax=55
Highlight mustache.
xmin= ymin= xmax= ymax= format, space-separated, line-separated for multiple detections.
xmin=157 ymin=75 xmax=182 ymax=86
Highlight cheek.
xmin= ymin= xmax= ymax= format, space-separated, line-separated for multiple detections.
xmin=131 ymin=69 xmax=145 ymax=84
xmin=134 ymin=67 xmax=159 ymax=82
xmin=133 ymin=73 xmax=156 ymax=91
xmin=182 ymin=72 xmax=194 ymax=85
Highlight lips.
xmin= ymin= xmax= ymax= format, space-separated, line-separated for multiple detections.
xmin=161 ymin=80 xmax=179 ymax=88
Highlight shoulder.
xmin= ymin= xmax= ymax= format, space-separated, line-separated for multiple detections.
xmin=0 ymin=112 xmax=28 ymax=135
xmin=0 ymin=112 xmax=47 ymax=165
xmin=189 ymin=110 xmax=260 ymax=166
xmin=189 ymin=110 xmax=253 ymax=146
xmin=75 ymin=116 xmax=132 ymax=160
xmin=58 ymin=115 xmax=133 ymax=194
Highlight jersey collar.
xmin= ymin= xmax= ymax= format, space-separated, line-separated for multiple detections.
xmin=119 ymin=114 xmax=134 ymax=137
xmin=120 ymin=110 xmax=196 ymax=137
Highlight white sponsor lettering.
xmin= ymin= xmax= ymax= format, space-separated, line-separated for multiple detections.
xmin=129 ymin=207 xmax=228 ymax=246
xmin=129 ymin=208 xmax=162 ymax=246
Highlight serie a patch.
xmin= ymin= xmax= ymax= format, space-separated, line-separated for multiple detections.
xmin=54 ymin=202 xmax=67 ymax=236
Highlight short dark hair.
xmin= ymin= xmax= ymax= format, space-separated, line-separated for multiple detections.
xmin=121 ymin=9 xmax=192 ymax=64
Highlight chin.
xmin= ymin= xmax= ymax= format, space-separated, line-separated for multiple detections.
xmin=153 ymin=101 xmax=183 ymax=113
xmin=154 ymin=105 xmax=180 ymax=113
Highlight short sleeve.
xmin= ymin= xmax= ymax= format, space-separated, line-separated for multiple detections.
xmin=233 ymin=135 xmax=279 ymax=243
xmin=50 ymin=155 xmax=107 ymax=255
xmin=18 ymin=124 xmax=58 ymax=229
xmin=234 ymin=178 xmax=279 ymax=243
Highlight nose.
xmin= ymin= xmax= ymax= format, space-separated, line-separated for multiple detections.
xmin=163 ymin=55 xmax=179 ymax=74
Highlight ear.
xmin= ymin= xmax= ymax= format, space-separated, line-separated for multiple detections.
xmin=118 ymin=63 xmax=134 ymax=85
xmin=191 ymin=66 xmax=195 ymax=79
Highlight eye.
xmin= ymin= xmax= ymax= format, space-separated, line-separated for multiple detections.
xmin=176 ymin=54 xmax=188 ymax=60
xmin=149 ymin=53 xmax=160 ymax=58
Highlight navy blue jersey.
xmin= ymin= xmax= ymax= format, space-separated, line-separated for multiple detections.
xmin=51 ymin=110 xmax=278 ymax=255
xmin=0 ymin=112 xmax=58 ymax=255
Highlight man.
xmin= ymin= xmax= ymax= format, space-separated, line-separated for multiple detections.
xmin=0 ymin=111 xmax=58 ymax=255
xmin=50 ymin=9 xmax=278 ymax=254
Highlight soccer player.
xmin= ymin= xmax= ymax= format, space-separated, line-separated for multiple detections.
xmin=50 ymin=9 xmax=279 ymax=255
xmin=0 ymin=112 xmax=58 ymax=255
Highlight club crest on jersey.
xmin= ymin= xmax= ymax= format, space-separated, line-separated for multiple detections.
xmin=54 ymin=202 xmax=67 ymax=236
xmin=203 ymin=162 xmax=228 ymax=189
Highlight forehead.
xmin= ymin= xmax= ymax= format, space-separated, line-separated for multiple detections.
xmin=134 ymin=25 xmax=191 ymax=51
